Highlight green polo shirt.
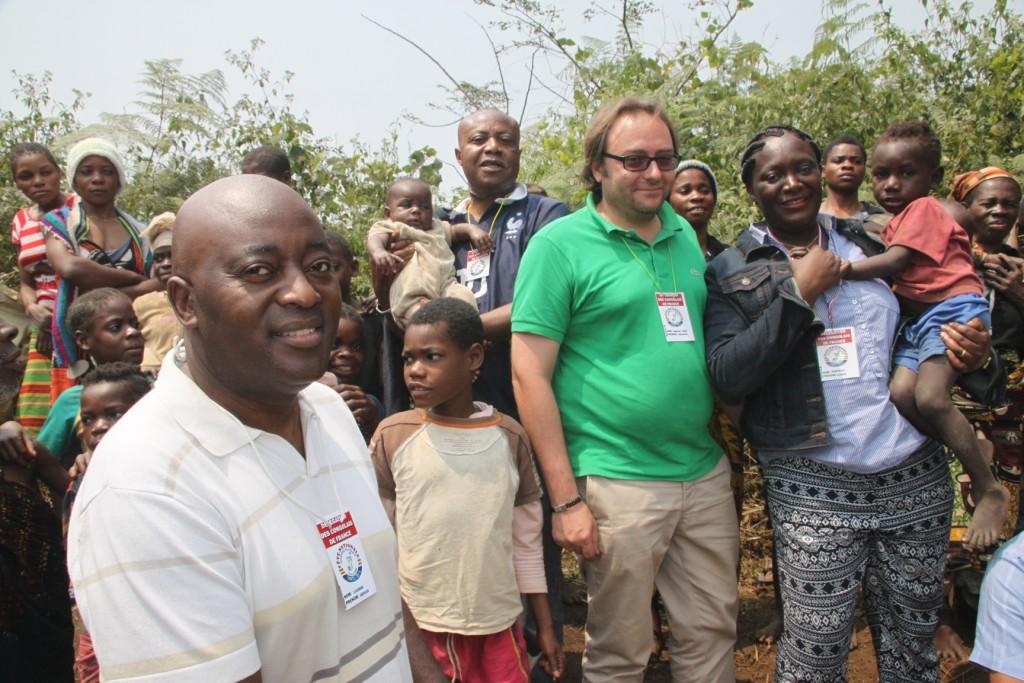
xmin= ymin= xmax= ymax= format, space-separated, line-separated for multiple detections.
xmin=512 ymin=194 xmax=721 ymax=482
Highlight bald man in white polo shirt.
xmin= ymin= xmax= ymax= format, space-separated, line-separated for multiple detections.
xmin=67 ymin=176 xmax=442 ymax=682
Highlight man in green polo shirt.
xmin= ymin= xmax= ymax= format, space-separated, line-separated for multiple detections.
xmin=511 ymin=97 xmax=738 ymax=682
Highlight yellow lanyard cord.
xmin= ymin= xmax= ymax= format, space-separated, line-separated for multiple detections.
xmin=466 ymin=201 xmax=506 ymax=240
xmin=620 ymin=235 xmax=678 ymax=291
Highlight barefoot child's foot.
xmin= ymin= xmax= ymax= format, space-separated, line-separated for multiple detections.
xmin=963 ymin=482 xmax=1010 ymax=550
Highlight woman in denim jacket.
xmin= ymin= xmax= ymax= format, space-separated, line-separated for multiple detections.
xmin=703 ymin=125 xmax=989 ymax=682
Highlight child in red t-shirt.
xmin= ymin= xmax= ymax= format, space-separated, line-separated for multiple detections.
xmin=844 ymin=122 xmax=1008 ymax=549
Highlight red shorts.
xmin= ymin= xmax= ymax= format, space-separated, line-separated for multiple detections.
xmin=422 ymin=623 xmax=530 ymax=683
xmin=76 ymin=632 xmax=99 ymax=683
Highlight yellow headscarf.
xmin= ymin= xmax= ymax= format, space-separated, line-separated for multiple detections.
xmin=951 ymin=167 xmax=1020 ymax=203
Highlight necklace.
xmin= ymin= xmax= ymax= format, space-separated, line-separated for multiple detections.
xmin=768 ymin=227 xmax=822 ymax=259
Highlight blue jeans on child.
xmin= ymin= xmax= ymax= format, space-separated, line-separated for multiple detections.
xmin=893 ymin=293 xmax=991 ymax=372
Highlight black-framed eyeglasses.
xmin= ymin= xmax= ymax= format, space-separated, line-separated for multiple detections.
xmin=602 ymin=152 xmax=680 ymax=172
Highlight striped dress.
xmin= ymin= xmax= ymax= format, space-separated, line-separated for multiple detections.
xmin=11 ymin=195 xmax=77 ymax=435
xmin=40 ymin=201 xmax=151 ymax=379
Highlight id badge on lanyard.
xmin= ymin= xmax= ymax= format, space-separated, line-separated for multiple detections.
xmin=815 ymin=327 xmax=861 ymax=380
xmin=317 ymin=511 xmax=378 ymax=609
xmin=465 ymin=249 xmax=491 ymax=281
xmin=656 ymin=292 xmax=695 ymax=342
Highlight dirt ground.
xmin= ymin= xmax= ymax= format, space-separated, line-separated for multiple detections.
xmin=557 ymin=571 xmax=987 ymax=682
xmin=554 ymin=461 xmax=989 ymax=683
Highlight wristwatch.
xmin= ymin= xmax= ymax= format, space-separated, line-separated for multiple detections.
xmin=551 ymin=495 xmax=584 ymax=513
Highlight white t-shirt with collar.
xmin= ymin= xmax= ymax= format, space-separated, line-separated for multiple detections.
xmin=67 ymin=354 xmax=411 ymax=683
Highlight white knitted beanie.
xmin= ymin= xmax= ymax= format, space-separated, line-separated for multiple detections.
xmin=65 ymin=137 xmax=127 ymax=194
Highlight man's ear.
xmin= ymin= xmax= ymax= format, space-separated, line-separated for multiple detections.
xmin=167 ymin=275 xmax=197 ymax=329
xmin=454 ymin=147 xmax=462 ymax=165
xmin=591 ymin=159 xmax=604 ymax=185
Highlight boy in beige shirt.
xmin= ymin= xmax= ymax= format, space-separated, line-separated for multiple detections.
xmin=370 ymin=298 xmax=562 ymax=681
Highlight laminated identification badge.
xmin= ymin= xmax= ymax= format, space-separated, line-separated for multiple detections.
xmin=318 ymin=511 xmax=377 ymax=609
xmin=816 ymin=327 xmax=861 ymax=380
xmin=655 ymin=292 xmax=695 ymax=342
xmin=464 ymin=250 xmax=491 ymax=281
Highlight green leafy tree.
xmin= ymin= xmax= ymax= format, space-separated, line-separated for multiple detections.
xmin=0 ymin=71 xmax=87 ymax=285
xmin=456 ymin=0 xmax=1023 ymax=243
xmin=0 ymin=43 xmax=442 ymax=301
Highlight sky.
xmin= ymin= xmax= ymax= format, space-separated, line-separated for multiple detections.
xmin=0 ymin=0 xmax=1012 ymax=190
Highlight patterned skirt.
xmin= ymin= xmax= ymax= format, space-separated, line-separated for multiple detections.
xmin=0 ymin=480 xmax=74 ymax=681
xmin=14 ymin=329 xmax=54 ymax=437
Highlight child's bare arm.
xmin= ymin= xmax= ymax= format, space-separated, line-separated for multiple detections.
xmin=449 ymin=222 xmax=494 ymax=254
xmin=526 ymin=592 xmax=564 ymax=678
xmin=367 ymin=230 xmax=405 ymax=277
xmin=0 ymin=421 xmax=70 ymax=510
xmin=844 ymin=244 xmax=913 ymax=280
xmin=512 ymin=500 xmax=562 ymax=675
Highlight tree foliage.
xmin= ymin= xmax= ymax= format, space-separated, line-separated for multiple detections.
xmin=466 ymin=0 xmax=1024 ymax=243
xmin=2 ymin=1 xmax=1022 ymax=298
xmin=0 ymin=40 xmax=442 ymax=298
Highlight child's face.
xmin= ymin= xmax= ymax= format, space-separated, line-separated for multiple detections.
xmin=80 ymin=381 xmax=138 ymax=451
xmin=78 ymin=298 xmax=144 ymax=366
xmin=385 ymin=183 xmax=433 ymax=231
xmin=402 ymin=322 xmax=482 ymax=417
xmin=329 ymin=318 xmax=365 ymax=384
xmin=870 ymin=141 xmax=941 ymax=215
xmin=153 ymin=245 xmax=173 ymax=287
xmin=13 ymin=153 xmax=62 ymax=210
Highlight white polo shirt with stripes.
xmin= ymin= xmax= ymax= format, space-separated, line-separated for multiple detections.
xmin=67 ymin=354 xmax=411 ymax=682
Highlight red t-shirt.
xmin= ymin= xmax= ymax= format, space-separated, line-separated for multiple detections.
xmin=881 ymin=196 xmax=982 ymax=303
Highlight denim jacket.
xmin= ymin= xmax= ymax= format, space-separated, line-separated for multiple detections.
xmin=703 ymin=215 xmax=884 ymax=452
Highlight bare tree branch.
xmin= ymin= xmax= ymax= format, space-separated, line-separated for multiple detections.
xmin=588 ymin=3 xmax=634 ymax=51
xmin=363 ymin=14 xmax=481 ymax=110
xmin=672 ymin=0 xmax=743 ymax=97
xmin=443 ymin=159 xmax=468 ymax=186
xmin=621 ymin=0 xmax=635 ymax=52
xmin=502 ymin=5 xmax=600 ymax=94
xmin=532 ymin=72 xmax=575 ymax=108
xmin=470 ymin=16 xmax=511 ymax=114
xmin=403 ymin=112 xmax=466 ymax=128
xmin=519 ymin=50 xmax=539 ymax=122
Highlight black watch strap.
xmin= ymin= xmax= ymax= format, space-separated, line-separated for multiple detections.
xmin=551 ymin=495 xmax=584 ymax=513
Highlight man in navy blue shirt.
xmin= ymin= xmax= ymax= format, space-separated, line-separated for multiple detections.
xmin=438 ymin=109 xmax=569 ymax=681
xmin=445 ymin=109 xmax=569 ymax=418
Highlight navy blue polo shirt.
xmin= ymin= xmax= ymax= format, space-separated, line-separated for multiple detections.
xmin=447 ymin=184 xmax=569 ymax=417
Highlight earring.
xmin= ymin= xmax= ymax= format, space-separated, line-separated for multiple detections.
xmin=68 ymin=358 xmax=91 ymax=380
xmin=173 ymin=337 xmax=187 ymax=366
